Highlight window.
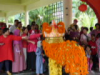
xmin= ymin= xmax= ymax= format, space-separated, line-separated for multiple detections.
xmin=29 ymin=1 xmax=63 ymax=25
xmin=45 ymin=1 xmax=63 ymax=23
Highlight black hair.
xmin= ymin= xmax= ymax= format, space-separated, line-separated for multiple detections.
xmin=40 ymin=35 xmax=45 ymax=40
xmin=49 ymin=22 xmax=52 ymax=25
xmin=95 ymin=23 xmax=100 ymax=27
xmin=27 ymin=25 xmax=31 ymax=31
xmin=40 ymin=25 xmax=42 ymax=28
xmin=90 ymin=27 xmax=93 ymax=31
xmin=18 ymin=22 xmax=21 ymax=25
xmin=96 ymin=33 xmax=100 ymax=38
xmin=74 ymin=25 xmax=78 ymax=30
xmin=31 ymin=24 xmax=35 ymax=27
xmin=91 ymin=34 xmax=95 ymax=37
xmin=14 ymin=19 xmax=19 ymax=22
xmin=22 ymin=27 xmax=28 ymax=32
xmin=85 ymin=45 xmax=91 ymax=50
xmin=3 ymin=28 xmax=9 ymax=33
xmin=83 ymin=27 xmax=88 ymax=31
xmin=10 ymin=32 xmax=13 ymax=35
xmin=31 ymin=21 xmax=36 ymax=25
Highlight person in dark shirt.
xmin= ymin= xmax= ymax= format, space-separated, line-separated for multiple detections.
xmin=88 ymin=34 xmax=98 ymax=70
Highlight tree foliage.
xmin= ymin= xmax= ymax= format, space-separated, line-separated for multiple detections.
xmin=29 ymin=6 xmax=56 ymax=26
xmin=73 ymin=0 xmax=97 ymax=28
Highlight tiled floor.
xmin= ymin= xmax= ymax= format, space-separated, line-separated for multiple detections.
xmin=1 ymin=72 xmax=100 ymax=75
xmin=89 ymin=72 xmax=100 ymax=75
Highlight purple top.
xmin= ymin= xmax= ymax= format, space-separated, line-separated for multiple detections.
xmin=70 ymin=31 xmax=80 ymax=39
xmin=13 ymin=29 xmax=22 ymax=52
xmin=91 ymin=29 xmax=100 ymax=36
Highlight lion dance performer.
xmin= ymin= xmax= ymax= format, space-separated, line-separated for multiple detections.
xmin=42 ymin=21 xmax=88 ymax=75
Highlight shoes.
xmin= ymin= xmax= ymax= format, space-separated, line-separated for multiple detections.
xmin=7 ymin=71 xmax=12 ymax=75
xmin=90 ymin=70 xmax=95 ymax=74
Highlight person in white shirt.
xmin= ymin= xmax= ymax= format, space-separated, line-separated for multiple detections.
xmin=80 ymin=27 xmax=89 ymax=45
xmin=9 ymin=19 xmax=19 ymax=34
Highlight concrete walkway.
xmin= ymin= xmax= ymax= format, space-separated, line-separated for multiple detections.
xmin=1 ymin=71 xmax=100 ymax=75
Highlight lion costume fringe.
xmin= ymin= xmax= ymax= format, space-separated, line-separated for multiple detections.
xmin=42 ymin=21 xmax=88 ymax=75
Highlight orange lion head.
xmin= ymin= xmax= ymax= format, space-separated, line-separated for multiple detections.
xmin=42 ymin=21 xmax=65 ymax=37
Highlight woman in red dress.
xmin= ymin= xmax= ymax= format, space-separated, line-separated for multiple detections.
xmin=0 ymin=28 xmax=27 ymax=75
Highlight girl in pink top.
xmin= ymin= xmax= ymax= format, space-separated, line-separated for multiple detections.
xmin=27 ymin=25 xmax=41 ymax=70
xmin=22 ymin=27 xmax=36 ymax=68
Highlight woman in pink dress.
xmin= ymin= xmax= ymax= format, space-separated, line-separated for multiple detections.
xmin=12 ymin=29 xmax=26 ymax=73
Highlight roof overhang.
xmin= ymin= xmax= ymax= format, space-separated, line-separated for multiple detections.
xmin=0 ymin=0 xmax=61 ymax=18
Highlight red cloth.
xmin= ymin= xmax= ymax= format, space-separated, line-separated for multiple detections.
xmin=0 ymin=35 xmax=22 ymax=62
xmin=29 ymin=30 xmax=32 ymax=34
xmin=1 ymin=27 xmax=6 ymax=29
xmin=29 ymin=30 xmax=40 ymax=34
xmin=28 ymin=34 xmax=40 ymax=52
xmin=22 ymin=34 xmax=28 ymax=48
xmin=88 ymin=40 xmax=97 ymax=55
xmin=35 ymin=29 xmax=40 ymax=33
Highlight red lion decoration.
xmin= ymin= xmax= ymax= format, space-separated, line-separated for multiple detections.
xmin=79 ymin=4 xmax=87 ymax=12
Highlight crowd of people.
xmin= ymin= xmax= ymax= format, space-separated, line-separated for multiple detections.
xmin=65 ymin=19 xmax=100 ymax=73
xmin=0 ymin=19 xmax=100 ymax=75
xmin=0 ymin=20 xmax=46 ymax=75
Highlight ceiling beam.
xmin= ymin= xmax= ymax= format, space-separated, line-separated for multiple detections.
xmin=26 ymin=0 xmax=61 ymax=11
xmin=0 ymin=0 xmax=62 ymax=17
xmin=0 ymin=12 xmax=6 ymax=17
xmin=0 ymin=0 xmax=21 ymax=5
xmin=6 ymin=10 xmax=24 ymax=17
xmin=21 ymin=0 xmax=39 ymax=5
xmin=0 ymin=4 xmax=25 ymax=11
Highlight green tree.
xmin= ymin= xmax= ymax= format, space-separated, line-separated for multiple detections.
xmin=29 ymin=6 xmax=56 ymax=26
xmin=73 ymin=0 xmax=97 ymax=28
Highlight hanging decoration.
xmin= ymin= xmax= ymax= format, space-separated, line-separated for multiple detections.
xmin=81 ymin=0 xmax=86 ymax=2
xmin=79 ymin=4 xmax=87 ymax=12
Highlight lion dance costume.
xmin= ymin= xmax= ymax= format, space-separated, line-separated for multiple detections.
xmin=42 ymin=21 xmax=88 ymax=75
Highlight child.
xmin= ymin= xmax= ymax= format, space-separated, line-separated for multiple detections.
xmin=22 ymin=27 xmax=28 ymax=62
xmin=22 ymin=27 xmax=40 ymax=70
xmin=89 ymin=34 xmax=98 ymax=70
xmin=80 ymin=27 xmax=89 ymax=45
xmin=36 ymin=41 xmax=44 ymax=75
xmin=27 ymin=25 xmax=38 ymax=71
xmin=27 ymin=29 xmax=41 ymax=71
xmin=85 ymin=45 xmax=93 ymax=71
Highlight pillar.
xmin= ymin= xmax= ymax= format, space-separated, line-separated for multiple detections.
xmin=63 ymin=0 xmax=72 ymax=30
xmin=5 ymin=16 xmax=8 ymax=27
xmin=25 ymin=11 xmax=29 ymax=26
